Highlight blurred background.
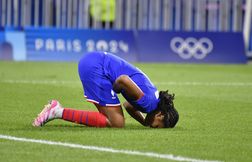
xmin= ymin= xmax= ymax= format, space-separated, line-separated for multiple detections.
xmin=0 ymin=0 xmax=252 ymax=63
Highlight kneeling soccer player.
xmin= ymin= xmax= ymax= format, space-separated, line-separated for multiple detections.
xmin=33 ymin=51 xmax=179 ymax=128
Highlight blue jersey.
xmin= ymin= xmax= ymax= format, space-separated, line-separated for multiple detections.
xmin=78 ymin=51 xmax=159 ymax=113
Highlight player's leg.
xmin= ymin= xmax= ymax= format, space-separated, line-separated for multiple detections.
xmin=32 ymin=100 xmax=108 ymax=127
xmin=32 ymin=100 xmax=124 ymax=128
xmin=62 ymin=104 xmax=124 ymax=128
xmin=94 ymin=103 xmax=125 ymax=128
xmin=61 ymin=105 xmax=108 ymax=127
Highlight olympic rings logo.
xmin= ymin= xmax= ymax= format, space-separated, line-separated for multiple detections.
xmin=170 ymin=37 xmax=213 ymax=60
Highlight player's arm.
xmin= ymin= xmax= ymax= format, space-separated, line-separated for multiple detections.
xmin=113 ymin=75 xmax=144 ymax=100
xmin=113 ymin=75 xmax=148 ymax=126
xmin=123 ymin=101 xmax=147 ymax=126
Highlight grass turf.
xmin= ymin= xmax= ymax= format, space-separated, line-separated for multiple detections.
xmin=0 ymin=61 xmax=251 ymax=162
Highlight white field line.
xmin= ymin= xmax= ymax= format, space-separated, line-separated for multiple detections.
xmin=1 ymin=79 xmax=252 ymax=87
xmin=0 ymin=134 xmax=221 ymax=162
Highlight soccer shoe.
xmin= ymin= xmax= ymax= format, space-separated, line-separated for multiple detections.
xmin=32 ymin=100 xmax=63 ymax=127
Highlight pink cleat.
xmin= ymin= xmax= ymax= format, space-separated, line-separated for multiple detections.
xmin=33 ymin=100 xmax=63 ymax=127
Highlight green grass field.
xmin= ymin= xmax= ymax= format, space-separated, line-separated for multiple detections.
xmin=0 ymin=61 xmax=251 ymax=162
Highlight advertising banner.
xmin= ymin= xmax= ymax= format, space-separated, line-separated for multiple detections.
xmin=4 ymin=27 xmax=247 ymax=63
xmin=25 ymin=28 xmax=138 ymax=62
xmin=136 ymin=31 xmax=247 ymax=63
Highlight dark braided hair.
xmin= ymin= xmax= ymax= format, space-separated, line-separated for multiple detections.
xmin=157 ymin=90 xmax=179 ymax=128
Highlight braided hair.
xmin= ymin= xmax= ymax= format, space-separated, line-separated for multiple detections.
xmin=157 ymin=90 xmax=179 ymax=128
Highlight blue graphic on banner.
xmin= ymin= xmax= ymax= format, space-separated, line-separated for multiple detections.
xmin=250 ymin=30 xmax=252 ymax=51
xmin=5 ymin=31 xmax=26 ymax=61
xmin=0 ymin=31 xmax=13 ymax=60
xmin=25 ymin=27 xmax=137 ymax=62
xmin=137 ymin=31 xmax=247 ymax=63
xmin=0 ymin=32 xmax=4 ymax=42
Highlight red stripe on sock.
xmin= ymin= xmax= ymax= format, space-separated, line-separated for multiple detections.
xmin=62 ymin=108 xmax=107 ymax=127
